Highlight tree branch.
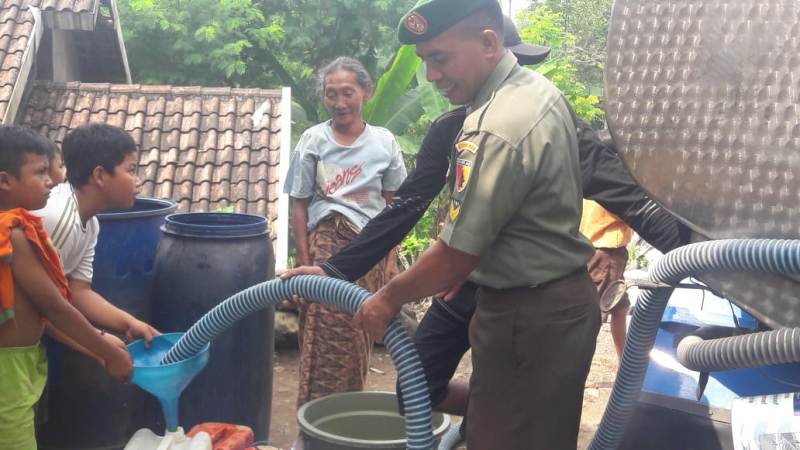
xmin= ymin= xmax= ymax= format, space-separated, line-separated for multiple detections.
xmin=256 ymin=47 xmax=319 ymax=122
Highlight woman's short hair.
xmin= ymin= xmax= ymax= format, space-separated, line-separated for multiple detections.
xmin=315 ymin=57 xmax=373 ymax=98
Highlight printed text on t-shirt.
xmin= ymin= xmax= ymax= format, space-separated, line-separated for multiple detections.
xmin=324 ymin=164 xmax=363 ymax=195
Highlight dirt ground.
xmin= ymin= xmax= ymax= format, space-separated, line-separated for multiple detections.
xmin=266 ymin=323 xmax=618 ymax=449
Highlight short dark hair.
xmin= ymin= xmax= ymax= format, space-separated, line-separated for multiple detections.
xmin=46 ymin=139 xmax=61 ymax=159
xmin=459 ymin=2 xmax=504 ymax=38
xmin=0 ymin=125 xmax=55 ymax=176
xmin=62 ymin=124 xmax=137 ymax=186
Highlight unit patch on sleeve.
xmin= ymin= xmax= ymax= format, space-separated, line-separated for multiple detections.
xmin=454 ymin=140 xmax=477 ymax=193
xmin=455 ymin=158 xmax=472 ymax=193
xmin=448 ymin=198 xmax=462 ymax=222
xmin=455 ymin=141 xmax=477 ymax=154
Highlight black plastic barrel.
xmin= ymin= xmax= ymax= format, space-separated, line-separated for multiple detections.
xmin=38 ymin=198 xmax=177 ymax=450
xmin=151 ymin=212 xmax=274 ymax=441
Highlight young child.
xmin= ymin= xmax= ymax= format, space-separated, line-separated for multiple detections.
xmin=36 ymin=124 xmax=158 ymax=344
xmin=0 ymin=125 xmax=132 ymax=450
xmin=47 ymin=140 xmax=65 ymax=185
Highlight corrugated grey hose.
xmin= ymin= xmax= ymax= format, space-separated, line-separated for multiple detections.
xmin=589 ymin=239 xmax=800 ymax=450
xmin=159 ymin=275 xmax=436 ymax=450
xmin=677 ymin=328 xmax=800 ymax=372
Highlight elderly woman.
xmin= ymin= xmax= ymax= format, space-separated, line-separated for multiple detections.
xmin=283 ymin=56 xmax=406 ymax=446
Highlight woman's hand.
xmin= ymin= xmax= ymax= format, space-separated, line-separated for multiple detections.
xmin=279 ymin=265 xmax=327 ymax=280
xmin=276 ymin=266 xmax=328 ymax=309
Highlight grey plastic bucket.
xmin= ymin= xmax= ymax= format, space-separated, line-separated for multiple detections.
xmin=298 ymin=391 xmax=450 ymax=449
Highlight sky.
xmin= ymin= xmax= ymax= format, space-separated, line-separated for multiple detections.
xmin=500 ymin=0 xmax=533 ymax=18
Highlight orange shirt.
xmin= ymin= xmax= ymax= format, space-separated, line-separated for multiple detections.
xmin=579 ymin=200 xmax=633 ymax=249
xmin=0 ymin=208 xmax=70 ymax=325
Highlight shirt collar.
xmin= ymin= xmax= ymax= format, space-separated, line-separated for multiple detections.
xmin=467 ymin=51 xmax=518 ymax=114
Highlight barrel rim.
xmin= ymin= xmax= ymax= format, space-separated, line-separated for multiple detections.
xmin=297 ymin=391 xmax=450 ymax=448
xmin=162 ymin=212 xmax=269 ymax=239
xmin=97 ymin=197 xmax=178 ymax=221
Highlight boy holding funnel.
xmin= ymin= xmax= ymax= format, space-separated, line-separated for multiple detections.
xmin=35 ymin=124 xmax=159 ymax=344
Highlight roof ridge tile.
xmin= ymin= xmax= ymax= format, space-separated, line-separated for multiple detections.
xmin=171 ymin=86 xmax=203 ymax=96
xmin=139 ymin=85 xmax=173 ymax=95
xmin=200 ymin=87 xmax=231 ymax=96
xmin=110 ymin=84 xmax=141 ymax=93
xmin=78 ymin=82 xmax=111 ymax=91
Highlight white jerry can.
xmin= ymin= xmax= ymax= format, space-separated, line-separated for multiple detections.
xmin=124 ymin=427 xmax=213 ymax=450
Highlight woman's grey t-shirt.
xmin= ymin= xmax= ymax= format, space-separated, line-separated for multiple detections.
xmin=283 ymin=121 xmax=407 ymax=231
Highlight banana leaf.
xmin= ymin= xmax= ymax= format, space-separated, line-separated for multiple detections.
xmin=415 ymin=66 xmax=452 ymax=119
xmin=396 ymin=133 xmax=423 ymax=155
xmin=381 ymin=86 xmax=425 ymax=135
xmin=535 ymin=59 xmax=562 ymax=78
xmin=364 ymin=44 xmax=422 ymax=126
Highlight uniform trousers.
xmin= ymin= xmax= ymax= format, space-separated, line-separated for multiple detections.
xmin=467 ymin=268 xmax=601 ymax=450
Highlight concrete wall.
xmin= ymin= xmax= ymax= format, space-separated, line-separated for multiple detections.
xmin=51 ymin=30 xmax=82 ymax=82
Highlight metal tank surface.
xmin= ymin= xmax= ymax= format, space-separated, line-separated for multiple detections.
xmin=605 ymin=0 xmax=800 ymax=328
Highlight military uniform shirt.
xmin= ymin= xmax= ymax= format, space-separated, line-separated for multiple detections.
xmin=439 ymin=52 xmax=594 ymax=289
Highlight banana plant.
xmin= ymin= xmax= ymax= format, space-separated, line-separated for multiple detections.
xmin=362 ymin=47 xmax=455 ymax=155
xmin=360 ymin=0 xmax=451 ymax=145
xmin=415 ymin=66 xmax=451 ymax=119
xmin=363 ymin=43 xmax=422 ymax=131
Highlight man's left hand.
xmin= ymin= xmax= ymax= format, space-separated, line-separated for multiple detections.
xmin=353 ymin=291 xmax=401 ymax=343
xmin=124 ymin=318 xmax=160 ymax=346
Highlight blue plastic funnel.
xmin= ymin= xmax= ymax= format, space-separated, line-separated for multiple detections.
xmin=128 ymin=332 xmax=210 ymax=432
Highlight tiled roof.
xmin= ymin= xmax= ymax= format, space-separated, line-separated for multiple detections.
xmin=0 ymin=2 xmax=36 ymax=122
xmin=0 ymin=0 xmax=103 ymax=122
xmin=0 ymin=0 xmax=101 ymax=32
xmin=20 ymin=82 xmax=286 ymax=230
xmin=23 ymin=0 xmax=98 ymax=29
xmin=21 ymin=0 xmax=95 ymax=13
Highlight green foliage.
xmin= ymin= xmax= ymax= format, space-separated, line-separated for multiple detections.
xmin=117 ymin=0 xmax=417 ymax=123
xmin=376 ymin=87 xmax=425 ymax=136
xmin=539 ymin=0 xmax=612 ymax=93
xmin=120 ymin=0 xmax=273 ymax=85
xmin=215 ymin=205 xmax=236 ymax=213
xmin=398 ymin=195 xmax=440 ymax=266
xmin=517 ymin=5 xmax=604 ymax=126
xmin=370 ymin=61 xmax=454 ymax=156
xmin=415 ymin=68 xmax=451 ymax=120
xmin=364 ymin=45 xmax=422 ymax=127
xmin=399 ymin=227 xmax=434 ymax=264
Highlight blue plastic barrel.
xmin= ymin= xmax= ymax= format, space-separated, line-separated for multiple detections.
xmin=92 ymin=198 xmax=178 ymax=321
xmin=38 ymin=198 xmax=176 ymax=450
xmin=151 ymin=212 xmax=275 ymax=441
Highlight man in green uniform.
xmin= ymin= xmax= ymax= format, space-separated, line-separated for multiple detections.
xmin=353 ymin=1 xmax=601 ymax=448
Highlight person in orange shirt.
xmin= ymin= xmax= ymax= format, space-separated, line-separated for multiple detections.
xmin=0 ymin=126 xmax=132 ymax=450
xmin=580 ymin=199 xmax=633 ymax=360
